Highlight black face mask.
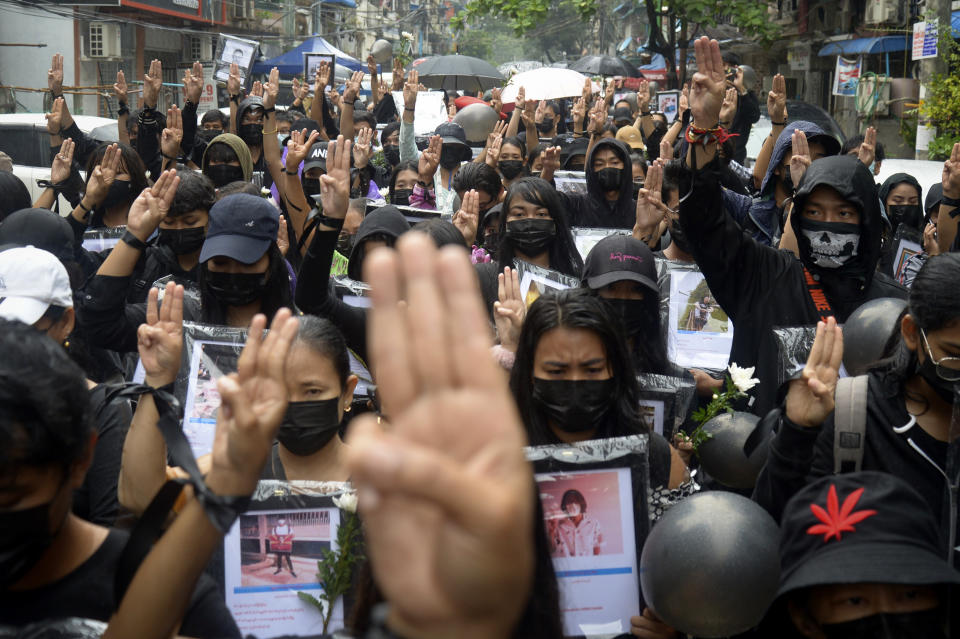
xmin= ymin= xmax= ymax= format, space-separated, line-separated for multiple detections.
xmin=604 ymin=297 xmax=652 ymax=339
xmin=820 ymin=609 xmax=946 ymax=639
xmin=439 ymin=149 xmax=462 ymax=170
xmin=532 ymin=378 xmax=615 ymax=432
xmin=537 ymin=120 xmax=555 ymax=135
xmin=302 ymin=177 xmax=322 ymax=201
xmin=887 ymin=204 xmax=923 ymax=231
xmin=596 ymin=167 xmax=622 ymax=192
xmin=505 ymin=218 xmax=556 ymax=256
xmin=206 ymin=164 xmax=245 ymax=188
xmin=238 ymin=123 xmax=263 ymax=147
xmin=0 ymin=500 xmax=58 ymax=589
xmin=337 ymin=232 xmax=355 ymax=255
xmin=779 ymin=167 xmax=794 ymax=196
xmin=631 ymin=180 xmax=642 ymax=199
xmin=277 ymin=398 xmax=342 ymax=456
xmin=391 ymin=188 xmax=412 ymax=206
xmin=382 ymin=144 xmax=401 ymax=166
xmin=499 ymin=160 xmax=525 ymax=180
xmin=917 ymin=349 xmax=958 ymax=404
xmin=199 ymin=129 xmax=222 ymax=143
xmin=205 ymin=269 xmax=267 ymax=306
xmin=101 ymin=179 xmax=132 ymax=210
xmin=158 ymin=227 xmax=206 ymax=256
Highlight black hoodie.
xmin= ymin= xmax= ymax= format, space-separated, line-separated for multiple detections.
xmin=557 ymin=138 xmax=636 ymax=229
xmin=295 ymin=206 xmax=410 ymax=363
xmin=678 ymin=155 xmax=906 ymax=416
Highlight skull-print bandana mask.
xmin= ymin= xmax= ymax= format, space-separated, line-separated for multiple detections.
xmin=800 ymin=219 xmax=860 ymax=269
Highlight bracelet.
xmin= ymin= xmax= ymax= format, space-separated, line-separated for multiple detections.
xmin=263 ymin=128 xmax=278 ymax=135
xmin=404 ymin=107 xmax=415 ymax=112
xmin=229 ymin=94 xmax=240 ymax=103
xmin=161 ymin=152 xmax=177 ymax=160
xmin=284 ymin=169 xmax=299 ymax=176
xmin=76 ymin=200 xmax=91 ymax=214
xmin=263 ymin=106 xmax=276 ymax=114
xmin=318 ymin=214 xmax=345 ymax=230
xmin=121 ymin=230 xmax=149 ymax=251
xmin=771 ymin=120 xmax=787 ymax=126
xmin=942 ymin=195 xmax=960 ymax=208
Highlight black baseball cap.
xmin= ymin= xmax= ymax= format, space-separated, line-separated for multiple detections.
xmin=581 ymin=235 xmax=659 ymax=294
xmin=613 ymin=106 xmax=633 ymax=125
xmin=925 ymin=183 xmax=943 ymax=215
xmin=303 ymin=141 xmax=328 ymax=172
xmin=199 ymin=193 xmax=279 ymax=265
xmin=0 ymin=208 xmax=75 ymax=263
xmin=435 ymin=122 xmax=471 ymax=161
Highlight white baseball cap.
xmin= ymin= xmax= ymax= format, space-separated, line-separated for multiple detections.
xmin=0 ymin=246 xmax=73 ymax=325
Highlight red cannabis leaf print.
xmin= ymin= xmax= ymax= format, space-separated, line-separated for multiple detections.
xmin=807 ymin=485 xmax=878 ymax=542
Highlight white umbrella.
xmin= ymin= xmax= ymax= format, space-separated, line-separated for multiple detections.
xmin=500 ymin=68 xmax=599 ymax=104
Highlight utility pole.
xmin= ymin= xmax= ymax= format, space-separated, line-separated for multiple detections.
xmin=914 ymin=0 xmax=952 ymax=160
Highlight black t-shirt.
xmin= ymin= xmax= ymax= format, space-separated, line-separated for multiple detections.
xmin=0 ymin=529 xmax=241 ymax=639
xmin=72 ymin=385 xmax=130 ymax=526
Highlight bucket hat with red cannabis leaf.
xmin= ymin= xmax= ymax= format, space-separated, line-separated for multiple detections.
xmin=775 ymin=471 xmax=960 ymax=598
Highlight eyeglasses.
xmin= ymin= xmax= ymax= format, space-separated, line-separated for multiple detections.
xmin=920 ymin=329 xmax=960 ymax=382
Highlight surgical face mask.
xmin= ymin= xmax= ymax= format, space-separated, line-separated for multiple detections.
xmin=537 ymin=120 xmax=554 ymax=135
xmin=604 ymin=297 xmax=653 ymax=339
xmin=204 ymin=269 xmax=267 ymax=306
xmin=391 ymin=188 xmax=412 ymax=206
xmin=276 ymin=398 xmax=342 ymax=456
xmin=887 ymin=204 xmax=923 ymax=231
xmin=199 ymin=129 xmax=222 ymax=143
xmin=301 ymin=177 xmax=321 ymax=201
xmin=532 ymin=378 xmax=615 ymax=432
xmin=499 ymin=160 xmax=525 ymax=180
xmin=238 ymin=123 xmax=263 ymax=147
xmin=505 ymin=218 xmax=556 ymax=256
xmin=799 ymin=219 xmax=860 ymax=269
xmin=101 ymin=179 xmax=132 ymax=210
xmin=382 ymin=144 xmax=401 ymax=166
xmin=0 ymin=498 xmax=60 ymax=589
xmin=439 ymin=149 xmax=462 ymax=170
xmin=819 ymin=609 xmax=946 ymax=639
xmin=206 ymin=164 xmax=245 ymax=188
xmin=158 ymin=227 xmax=206 ymax=256
xmin=596 ymin=167 xmax=622 ymax=191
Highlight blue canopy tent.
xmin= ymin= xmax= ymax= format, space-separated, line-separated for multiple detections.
xmin=252 ymin=36 xmax=374 ymax=75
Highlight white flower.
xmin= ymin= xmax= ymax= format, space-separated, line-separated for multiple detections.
xmin=401 ymin=31 xmax=414 ymax=40
xmin=728 ymin=363 xmax=760 ymax=393
xmin=333 ymin=492 xmax=358 ymax=513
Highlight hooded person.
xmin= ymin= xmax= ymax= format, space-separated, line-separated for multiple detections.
xmin=679 ymin=153 xmax=906 ymax=417
xmin=202 ymin=133 xmax=253 ymax=189
xmin=722 ymin=121 xmax=841 ymax=246
xmin=0 ymin=172 xmax=31 ymax=221
xmin=553 ymin=137 xmax=637 ymax=229
xmin=876 ymin=173 xmax=924 ymax=277
xmin=236 ymin=96 xmax=265 ymax=150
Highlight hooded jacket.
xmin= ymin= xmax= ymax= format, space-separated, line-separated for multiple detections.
xmin=296 ymin=206 xmax=411 ymax=363
xmin=557 ymin=138 xmax=636 ymax=229
xmin=721 ymin=121 xmax=840 ymax=246
xmin=678 ymin=154 xmax=906 ymax=417
xmin=202 ymin=133 xmax=253 ymax=184
xmin=876 ymin=172 xmax=924 ymax=276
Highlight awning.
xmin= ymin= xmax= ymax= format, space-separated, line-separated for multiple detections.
xmin=322 ymin=0 xmax=356 ymax=7
xmin=817 ymin=35 xmax=909 ymax=56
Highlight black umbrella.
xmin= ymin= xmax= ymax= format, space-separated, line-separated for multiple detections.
xmin=569 ymin=54 xmax=639 ymax=77
xmin=410 ymin=54 xmax=504 ymax=93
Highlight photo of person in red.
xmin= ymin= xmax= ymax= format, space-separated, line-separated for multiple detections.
xmin=269 ymin=517 xmax=296 ymax=578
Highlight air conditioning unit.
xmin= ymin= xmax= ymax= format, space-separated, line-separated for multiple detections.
xmin=88 ymin=22 xmax=121 ymax=58
xmin=184 ymin=36 xmax=213 ymax=61
xmin=864 ymin=0 xmax=899 ymax=24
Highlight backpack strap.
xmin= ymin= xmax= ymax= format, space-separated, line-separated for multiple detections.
xmin=833 ymin=375 xmax=869 ymax=473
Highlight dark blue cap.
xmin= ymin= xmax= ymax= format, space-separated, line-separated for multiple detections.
xmin=199 ymin=193 xmax=279 ymax=265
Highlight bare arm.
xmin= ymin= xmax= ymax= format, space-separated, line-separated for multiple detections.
xmin=339 ymin=70 xmax=365 ymax=142
xmin=227 ymin=63 xmax=241 ymax=134
xmin=753 ymin=74 xmax=786 ymax=190
xmin=261 ymin=67 xmax=286 ymax=200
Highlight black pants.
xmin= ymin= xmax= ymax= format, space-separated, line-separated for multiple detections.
xmin=274 ymin=552 xmax=294 ymax=572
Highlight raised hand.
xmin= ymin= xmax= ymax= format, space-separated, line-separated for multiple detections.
xmin=534 ymin=99 xmax=545 ymax=124
xmin=604 ymin=78 xmax=616 ymax=102
xmin=452 ymin=189 xmax=480 ymax=245
xmin=768 ymin=73 xmax=786 ymax=124
xmin=719 ymin=86 xmax=738 ymax=126
xmin=263 ymin=67 xmax=280 ymax=110
xmin=515 ymin=85 xmax=526 ymax=111
xmin=84 ymin=143 xmax=122 ymax=206
xmin=160 ymin=105 xmax=183 ymax=160
xmin=51 ymin=138 xmax=75 ymax=184
xmin=942 ymin=142 xmax=960 ymax=199
xmin=637 ymin=79 xmax=650 ymax=112
xmin=143 ymin=59 xmax=163 ymax=109
xmin=540 ymin=145 xmax=561 ymax=174
xmin=571 ymin=97 xmax=586 ymax=129
xmin=228 ymin=62 xmax=242 ymax=97
xmin=402 ymin=69 xmax=419 ymax=113
xmin=183 ymin=61 xmax=204 ymax=105
xmin=250 ymin=80 xmax=263 ymax=98
xmin=291 ymin=77 xmax=309 ymax=103
xmin=418 ymin=134 xmax=442 ymax=183
xmin=285 ymin=128 xmax=320 ymax=170
xmin=45 ymin=97 xmax=64 ymax=136
xmin=789 ymin=129 xmax=811 ymax=189
xmin=493 ymin=266 xmax=525 ymax=353
xmin=923 ymin=222 xmax=939 ymax=256
xmin=343 ymin=70 xmax=364 ymax=104
xmin=276 ymin=215 xmax=289 ymax=257
xmin=689 ymin=37 xmax=726 ymax=129
xmin=319 ymin=135 xmax=352 ymax=218
xmin=392 ymin=58 xmax=405 ymax=91
xmin=659 ymin=138 xmax=673 ymax=163
xmin=581 ymin=77 xmax=593 ymax=102
xmin=48 ymin=53 xmax=64 ymax=95
xmin=315 ymin=61 xmax=330 ymax=95
xmin=634 ymin=160 xmax=667 ymax=241
xmin=114 ymin=70 xmax=129 ymax=105
xmin=679 ymin=84 xmax=689 ymax=115
xmin=138 ymin=282 xmax=185 ymax=388
xmin=485 ymin=134 xmax=503 ymax=168
xmin=353 ymin=126 xmax=374 ymax=168
xmin=328 ymin=89 xmax=342 ymax=110
xmin=209 ymin=309 xmax=299 ymax=496
xmin=858 ymin=126 xmax=877 ymax=169
xmin=349 ymin=233 xmax=533 ymax=639
xmin=127 ymin=169 xmax=180 ymax=242
xmin=588 ymin=99 xmax=606 ymax=136
xmin=785 ymin=317 xmax=843 ymax=428
xmin=490 ymin=87 xmax=503 ymax=114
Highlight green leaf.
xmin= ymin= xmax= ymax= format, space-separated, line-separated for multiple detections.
xmin=297 ymin=591 xmax=325 ymax=613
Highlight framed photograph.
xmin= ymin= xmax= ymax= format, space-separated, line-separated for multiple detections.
xmin=892 ymin=225 xmax=923 ymax=281
xmin=182 ymin=335 xmax=244 ymax=457
xmin=513 ymin=259 xmax=580 ymax=308
xmin=304 ymin=53 xmax=336 ymax=89
xmin=571 ymin=227 xmax=632 ymax=261
xmin=526 ymin=435 xmax=651 ymax=637
xmin=82 ymin=227 xmax=125 ymax=253
xmin=554 ymin=170 xmax=588 ymax=196
xmin=214 ymin=35 xmax=259 ymax=84
xmin=665 ymin=265 xmax=733 ymax=369
xmin=636 ymin=373 xmax=696 ymax=439
xmin=366 ymin=201 xmax=442 ymax=224
xmin=656 ymin=90 xmax=680 ymax=123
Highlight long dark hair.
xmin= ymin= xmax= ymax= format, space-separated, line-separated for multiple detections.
xmin=84 ymin=143 xmax=149 ymax=223
xmin=509 ymin=288 xmax=645 ymax=446
xmin=593 ymin=292 xmax=671 ymax=375
xmin=293 ymin=315 xmax=350 ymax=390
xmin=388 ymin=160 xmax=419 ymax=197
xmin=497 ymin=177 xmax=583 ymax=278
xmin=197 ymin=243 xmax=294 ymax=325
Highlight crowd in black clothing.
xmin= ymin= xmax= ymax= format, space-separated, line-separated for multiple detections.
xmin=1 ymin=37 xmax=960 ymax=639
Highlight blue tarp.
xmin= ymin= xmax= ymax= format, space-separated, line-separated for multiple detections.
xmin=954 ymin=10 xmax=960 ymax=36
xmin=817 ymin=35 xmax=909 ymax=56
xmin=252 ymin=36 xmax=367 ymax=75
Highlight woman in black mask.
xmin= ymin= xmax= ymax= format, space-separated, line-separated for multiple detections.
xmin=71 ymin=142 xmax=148 ymax=230
xmin=262 ymin=315 xmax=358 ymax=481
xmin=498 ymin=136 xmax=528 ymax=189
xmin=387 ymin=160 xmax=421 ymax=207
xmin=877 ymin=173 xmax=924 ymax=276
xmin=202 ymin=134 xmax=253 ymax=189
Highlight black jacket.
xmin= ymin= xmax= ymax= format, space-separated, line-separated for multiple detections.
xmin=678 ymin=155 xmax=906 ymax=416
xmin=730 ymin=90 xmax=760 ymax=165
xmin=558 ymin=138 xmax=636 ymax=229
xmin=125 ymin=244 xmax=199 ymax=304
